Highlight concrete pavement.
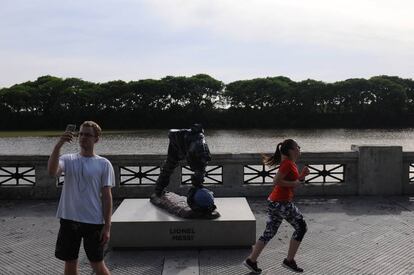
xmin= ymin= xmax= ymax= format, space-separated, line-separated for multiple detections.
xmin=1 ymin=196 xmax=414 ymax=274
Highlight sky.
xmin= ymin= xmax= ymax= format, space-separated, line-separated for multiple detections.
xmin=1 ymin=0 xmax=414 ymax=87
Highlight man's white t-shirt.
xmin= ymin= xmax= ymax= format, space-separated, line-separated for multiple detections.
xmin=56 ymin=153 xmax=115 ymax=224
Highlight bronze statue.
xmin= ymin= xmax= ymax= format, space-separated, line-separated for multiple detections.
xmin=150 ymin=124 xmax=220 ymax=219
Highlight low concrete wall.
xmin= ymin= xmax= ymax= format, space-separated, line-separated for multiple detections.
xmin=0 ymin=146 xmax=413 ymax=199
xmin=353 ymin=146 xmax=403 ymax=195
xmin=403 ymin=152 xmax=414 ymax=195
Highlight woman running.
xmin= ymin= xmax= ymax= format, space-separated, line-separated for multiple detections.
xmin=244 ymin=139 xmax=310 ymax=273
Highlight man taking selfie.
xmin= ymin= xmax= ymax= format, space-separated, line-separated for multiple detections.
xmin=48 ymin=121 xmax=115 ymax=275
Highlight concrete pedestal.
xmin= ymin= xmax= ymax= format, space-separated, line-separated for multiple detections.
xmin=110 ymin=198 xmax=256 ymax=248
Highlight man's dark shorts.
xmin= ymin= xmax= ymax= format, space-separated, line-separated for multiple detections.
xmin=55 ymin=219 xmax=104 ymax=262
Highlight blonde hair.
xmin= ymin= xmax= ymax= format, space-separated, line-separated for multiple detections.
xmin=80 ymin=121 xmax=102 ymax=137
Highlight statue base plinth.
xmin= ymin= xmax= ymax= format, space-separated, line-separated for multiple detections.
xmin=110 ymin=198 xmax=256 ymax=248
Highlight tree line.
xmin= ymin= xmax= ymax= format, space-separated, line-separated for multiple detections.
xmin=1 ymin=74 xmax=413 ymax=130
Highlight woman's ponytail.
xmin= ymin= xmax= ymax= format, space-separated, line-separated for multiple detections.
xmin=262 ymin=139 xmax=297 ymax=167
xmin=262 ymin=142 xmax=283 ymax=167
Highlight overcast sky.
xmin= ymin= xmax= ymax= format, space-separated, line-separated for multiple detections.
xmin=1 ymin=0 xmax=414 ymax=87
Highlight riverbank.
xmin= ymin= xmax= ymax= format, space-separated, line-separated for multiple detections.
xmin=1 ymin=128 xmax=414 ymax=154
xmin=0 ymin=130 xmax=149 ymax=138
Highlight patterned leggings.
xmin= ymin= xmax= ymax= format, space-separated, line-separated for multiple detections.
xmin=259 ymin=201 xmax=307 ymax=244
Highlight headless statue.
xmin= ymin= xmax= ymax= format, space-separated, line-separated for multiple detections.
xmin=150 ymin=124 xmax=220 ymax=219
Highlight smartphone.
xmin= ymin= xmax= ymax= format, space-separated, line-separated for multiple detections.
xmin=65 ymin=124 xmax=76 ymax=133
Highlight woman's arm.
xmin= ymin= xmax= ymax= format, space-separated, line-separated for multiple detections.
xmin=273 ymin=171 xmax=300 ymax=187
xmin=298 ymin=166 xmax=310 ymax=181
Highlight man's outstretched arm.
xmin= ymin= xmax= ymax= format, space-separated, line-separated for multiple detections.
xmin=48 ymin=131 xmax=72 ymax=176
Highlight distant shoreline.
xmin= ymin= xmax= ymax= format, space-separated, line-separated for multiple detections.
xmin=0 ymin=130 xmax=149 ymax=138
xmin=2 ymin=75 xmax=414 ymax=130
xmin=0 ymin=127 xmax=413 ymax=138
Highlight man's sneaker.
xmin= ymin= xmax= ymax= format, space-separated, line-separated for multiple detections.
xmin=283 ymin=258 xmax=303 ymax=273
xmin=243 ymin=258 xmax=262 ymax=274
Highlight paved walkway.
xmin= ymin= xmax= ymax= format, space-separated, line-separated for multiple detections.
xmin=1 ymin=196 xmax=414 ymax=274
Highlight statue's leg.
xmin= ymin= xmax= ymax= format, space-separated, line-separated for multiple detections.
xmin=186 ymin=160 xmax=207 ymax=210
xmin=154 ymin=144 xmax=179 ymax=196
xmin=186 ymin=161 xmax=219 ymax=218
xmin=189 ymin=161 xmax=207 ymax=188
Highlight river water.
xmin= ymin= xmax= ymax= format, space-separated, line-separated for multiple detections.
xmin=0 ymin=128 xmax=413 ymax=155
